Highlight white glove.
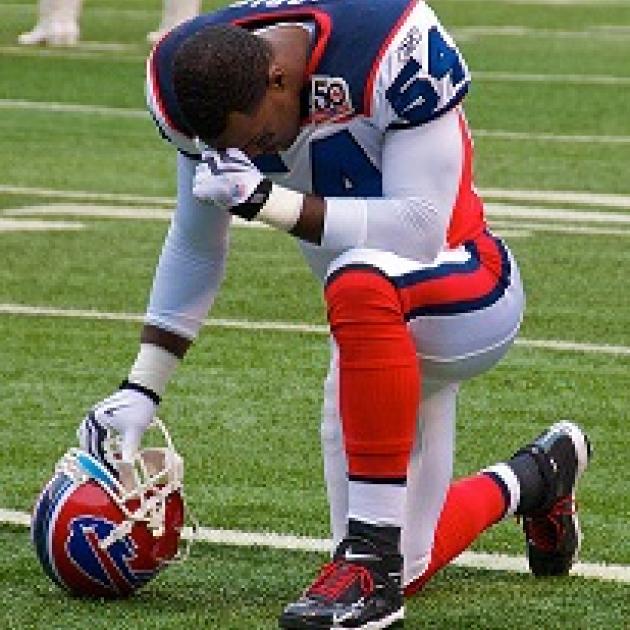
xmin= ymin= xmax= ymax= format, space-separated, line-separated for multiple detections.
xmin=78 ymin=386 xmax=157 ymax=471
xmin=193 ymin=148 xmax=271 ymax=217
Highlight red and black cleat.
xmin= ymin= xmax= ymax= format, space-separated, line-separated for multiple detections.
xmin=279 ymin=537 xmax=404 ymax=628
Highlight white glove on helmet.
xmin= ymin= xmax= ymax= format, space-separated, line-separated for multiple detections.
xmin=78 ymin=385 xmax=157 ymax=471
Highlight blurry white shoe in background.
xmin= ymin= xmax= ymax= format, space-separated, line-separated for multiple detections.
xmin=147 ymin=0 xmax=201 ymax=44
xmin=18 ymin=0 xmax=82 ymax=47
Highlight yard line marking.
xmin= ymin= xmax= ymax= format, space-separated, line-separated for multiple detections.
xmin=1 ymin=508 xmax=627 ymax=583
xmin=450 ymin=0 xmax=630 ymax=5
xmin=5 ymin=205 xmax=174 ymax=220
xmin=487 ymin=205 xmax=630 ymax=224
xmin=475 ymin=71 xmax=630 ymax=86
xmin=6 ymin=203 xmax=630 ymax=228
xmin=474 ymin=129 xmax=630 ymax=145
xmin=0 ymin=218 xmax=85 ymax=232
xmin=3 ymin=3 xmax=157 ymax=17
xmin=482 ymin=189 xmax=630 ymax=209
xmin=489 ymin=221 xmax=630 ymax=237
xmin=0 ymin=45 xmax=145 ymax=62
xmin=0 ymin=99 xmax=147 ymax=118
xmin=0 ymin=304 xmax=628 ymax=356
xmin=0 ymin=185 xmax=174 ymax=205
xmin=3 ymin=185 xmax=630 ymax=211
xmin=453 ymin=25 xmax=630 ymax=40
xmin=3 ymin=100 xmax=630 ymax=145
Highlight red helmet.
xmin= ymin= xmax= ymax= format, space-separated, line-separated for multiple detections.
xmin=31 ymin=419 xmax=188 ymax=598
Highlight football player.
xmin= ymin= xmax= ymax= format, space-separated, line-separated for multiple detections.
xmin=78 ymin=1 xmax=591 ymax=627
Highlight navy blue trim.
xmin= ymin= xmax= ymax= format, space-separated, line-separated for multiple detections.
xmin=32 ymin=473 xmax=74 ymax=589
xmin=395 ymin=234 xmax=511 ymax=319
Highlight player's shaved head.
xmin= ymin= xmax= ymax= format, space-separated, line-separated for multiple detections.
xmin=172 ymin=24 xmax=272 ymax=142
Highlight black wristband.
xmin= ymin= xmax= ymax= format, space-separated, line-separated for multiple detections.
xmin=231 ymin=178 xmax=273 ymax=221
xmin=120 ymin=379 xmax=161 ymax=405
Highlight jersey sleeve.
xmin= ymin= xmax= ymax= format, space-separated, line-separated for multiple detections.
xmin=145 ymin=153 xmax=231 ymax=339
xmin=367 ymin=1 xmax=470 ymax=132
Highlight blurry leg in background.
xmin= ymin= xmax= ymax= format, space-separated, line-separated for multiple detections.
xmin=18 ymin=0 xmax=82 ymax=47
xmin=147 ymin=0 xmax=202 ymax=44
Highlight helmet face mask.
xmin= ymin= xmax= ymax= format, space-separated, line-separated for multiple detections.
xmin=31 ymin=419 xmax=188 ymax=598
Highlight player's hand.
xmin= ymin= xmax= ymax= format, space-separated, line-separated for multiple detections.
xmin=193 ymin=148 xmax=272 ymax=218
xmin=77 ymin=387 xmax=157 ymax=471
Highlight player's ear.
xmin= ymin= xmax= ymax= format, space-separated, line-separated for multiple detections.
xmin=268 ymin=64 xmax=286 ymax=90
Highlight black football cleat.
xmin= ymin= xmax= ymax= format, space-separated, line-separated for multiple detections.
xmin=279 ymin=536 xmax=404 ymax=629
xmin=515 ymin=420 xmax=591 ymax=576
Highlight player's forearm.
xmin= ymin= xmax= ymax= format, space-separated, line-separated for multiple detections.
xmin=124 ymin=325 xmax=191 ymax=400
xmin=267 ymin=191 xmax=446 ymax=265
xmin=288 ymin=194 xmax=325 ymax=244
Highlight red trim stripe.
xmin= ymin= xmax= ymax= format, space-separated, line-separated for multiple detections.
xmin=233 ymin=9 xmax=332 ymax=82
xmin=446 ymin=110 xmax=487 ymax=248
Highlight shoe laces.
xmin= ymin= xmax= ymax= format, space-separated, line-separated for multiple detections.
xmin=524 ymin=496 xmax=576 ymax=552
xmin=306 ymin=559 xmax=375 ymax=601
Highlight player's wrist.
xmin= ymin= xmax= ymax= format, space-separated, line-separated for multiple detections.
xmin=127 ymin=342 xmax=181 ymax=399
xmin=233 ymin=179 xmax=303 ymax=232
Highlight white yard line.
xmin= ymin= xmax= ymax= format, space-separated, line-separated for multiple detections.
xmin=6 ymin=203 xmax=630 ymax=226
xmin=0 ymin=99 xmax=147 ymax=118
xmin=482 ymin=189 xmax=630 ymax=209
xmin=486 ymin=205 xmax=630 ymax=223
xmin=475 ymin=71 xmax=630 ymax=86
xmin=1 ymin=508 xmax=627 ymax=583
xmin=2 ymin=99 xmax=630 ymax=145
xmin=3 ymin=187 xmax=630 ymax=212
xmin=453 ymin=25 xmax=630 ymax=40
xmin=0 ymin=303 xmax=628 ymax=356
xmin=0 ymin=185 xmax=174 ymax=205
xmin=0 ymin=218 xmax=85 ymax=232
xmin=10 ymin=206 xmax=626 ymax=237
xmin=490 ymin=221 xmax=630 ymax=237
xmin=3 ymin=188 xmax=630 ymax=211
xmin=0 ymin=45 xmax=145 ymax=62
xmin=451 ymin=0 xmax=630 ymax=6
xmin=474 ymin=129 xmax=630 ymax=145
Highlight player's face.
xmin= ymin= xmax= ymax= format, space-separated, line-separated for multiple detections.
xmin=212 ymin=88 xmax=301 ymax=157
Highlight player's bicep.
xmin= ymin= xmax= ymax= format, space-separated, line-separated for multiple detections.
xmin=382 ymin=108 xmax=461 ymax=214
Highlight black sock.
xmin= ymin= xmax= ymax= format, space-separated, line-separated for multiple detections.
xmin=348 ymin=519 xmax=401 ymax=556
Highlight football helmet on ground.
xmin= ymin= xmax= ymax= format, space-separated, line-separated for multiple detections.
xmin=31 ymin=418 xmax=190 ymax=598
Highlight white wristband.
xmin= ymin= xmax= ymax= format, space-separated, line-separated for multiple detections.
xmin=128 ymin=343 xmax=180 ymax=398
xmin=256 ymin=183 xmax=303 ymax=231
